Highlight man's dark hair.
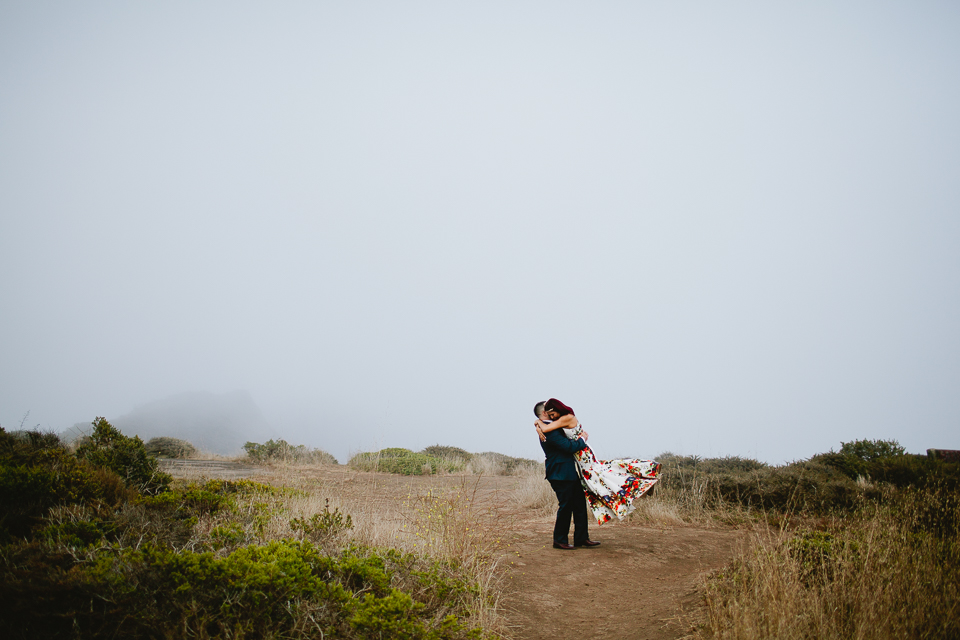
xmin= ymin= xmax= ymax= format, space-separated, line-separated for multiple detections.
xmin=533 ymin=401 xmax=546 ymax=418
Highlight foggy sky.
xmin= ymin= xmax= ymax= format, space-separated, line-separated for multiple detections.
xmin=2 ymin=1 xmax=958 ymax=465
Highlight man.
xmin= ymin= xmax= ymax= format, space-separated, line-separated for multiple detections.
xmin=534 ymin=401 xmax=601 ymax=550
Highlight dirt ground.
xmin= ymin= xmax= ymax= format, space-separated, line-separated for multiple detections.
xmin=497 ymin=516 xmax=742 ymax=640
xmin=161 ymin=460 xmax=744 ymax=640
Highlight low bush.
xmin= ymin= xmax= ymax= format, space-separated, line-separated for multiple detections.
xmin=0 ymin=428 xmax=135 ymax=541
xmin=840 ymin=438 xmax=905 ymax=461
xmin=290 ymin=498 xmax=354 ymax=547
xmin=422 ymin=445 xmax=474 ymax=463
xmin=812 ymin=438 xmax=960 ymax=492
xmin=808 ymin=438 xmax=906 ymax=480
xmin=349 ymin=448 xmax=464 ymax=475
xmin=243 ymin=439 xmax=338 ymax=465
xmin=0 ymin=540 xmax=484 ymax=640
xmin=75 ymin=417 xmax=171 ymax=495
xmin=144 ymin=436 xmax=197 ymax=459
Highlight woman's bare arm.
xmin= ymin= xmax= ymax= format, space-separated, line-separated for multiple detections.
xmin=536 ymin=415 xmax=579 ymax=433
xmin=535 ymin=420 xmax=589 ymax=443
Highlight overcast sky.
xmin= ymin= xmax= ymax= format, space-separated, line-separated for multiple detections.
xmin=2 ymin=1 xmax=958 ymax=465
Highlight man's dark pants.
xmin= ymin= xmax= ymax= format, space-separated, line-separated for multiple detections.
xmin=549 ymin=479 xmax=589 ymax=545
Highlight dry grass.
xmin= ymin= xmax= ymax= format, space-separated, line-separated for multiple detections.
xmin=508 ymin=463 xmax=555 ymax=515
xmin=626 ymin=479 xmax=752 ymax=527
xmin=699 ymin=488 xmax=960 ymax=639
xmin=465 ymin=454 xmax=507 ymax=476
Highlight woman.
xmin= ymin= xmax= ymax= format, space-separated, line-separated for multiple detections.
xmin=536 ymin=398 xmax=661 ymax=524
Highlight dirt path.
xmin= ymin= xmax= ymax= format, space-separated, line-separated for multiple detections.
xmin=498 ymin=518 xmax=742 ymax=640
xmin=165 ymin=462 xmax=743 ymax=639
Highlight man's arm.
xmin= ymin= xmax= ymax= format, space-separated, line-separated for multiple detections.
xmin=541 ymin=429 xmax=587 ymax=454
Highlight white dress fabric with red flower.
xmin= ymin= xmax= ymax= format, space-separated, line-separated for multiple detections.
xmin=563 ymin=424 xmax=661 ymax=524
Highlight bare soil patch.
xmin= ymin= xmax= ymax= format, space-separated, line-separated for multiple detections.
xmin=498 ymin=517 xmax=743 ymax=640
xmin=165 ymin=462 xmax=744 ymax=639
xmin=159 ymin=458 xmax=274 ymax=480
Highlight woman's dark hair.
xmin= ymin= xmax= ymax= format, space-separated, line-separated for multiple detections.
xmin=544 ymin=398 xmax=575 ymax=416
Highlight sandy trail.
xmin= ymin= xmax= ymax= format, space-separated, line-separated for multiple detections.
xmin=163 ymin=461 xmax=743 ymax=639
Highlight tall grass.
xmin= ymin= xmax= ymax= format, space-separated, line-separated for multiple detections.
xmin=508 ymin=463 xmax=555 ymax=514
xmin=701 ymin=486 xmax=960 ymax=639
xmin=397 ymin=477 xmax=508 ymax=633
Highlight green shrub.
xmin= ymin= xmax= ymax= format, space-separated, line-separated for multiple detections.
xmin=813 ymin=439 xmax=960 ymax=491
xmin=289 ymin=499 xmax=353 ymax=545
xmin=422 ymin=445 xmax=474 ymax=461
xmin=0 ymin=541 xmax=483 ymax=639
xmin=868 ymin=454 xmax=935 ymax=488
xmin=813 ymin=438 xmax=906 ymax=480
xmin=0 ymin=428 xmax=133 ymax=541
xmin=5 ymin=430 xmax=64 ymax=451
xmin=243 ymin=439 xmax=339 ymax=465
xmin=75 ymin=417 xmax=170 ymax=495
xmin=137 ymin=479 xmax=283 ymax=521
xmin=144 ymin=436 xmax=197 ymax=459
xmin=786 ymin=529 xmax=860 ymax=584
xmin=840 ymin=438 xmax=905 ymax=461
xmin=809 ymin=451 xmax=865 ymax=479
xmin=39 ymin=516 xmax=119 ymax=548
xmin=115 ymin=479 xmax=284 ymax=550
xmin=349 ymin=448 xmax=464 ymax=475
xmin=138 ymin=482 xmax=233 ymax=516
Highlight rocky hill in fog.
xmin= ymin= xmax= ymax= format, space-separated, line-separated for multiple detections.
xmin=105 ymin=390 xmax=276 ymax=455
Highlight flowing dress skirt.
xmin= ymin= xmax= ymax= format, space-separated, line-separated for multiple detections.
xmin=565 ymin=426 xmax=661 ymax=524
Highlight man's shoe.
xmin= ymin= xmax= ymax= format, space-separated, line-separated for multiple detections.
xmin=575 ymin=540 xmax=601 ymax=548
xmin=552 ymin=542 xmax=575 ymax=550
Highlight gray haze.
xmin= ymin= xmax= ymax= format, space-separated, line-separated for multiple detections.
xmin=111 ymin=390 xmax=277 ymax=455
xmin=2 ymin=2 xmax=958 ymax=465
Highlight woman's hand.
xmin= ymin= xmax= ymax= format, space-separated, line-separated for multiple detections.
xmin=534 ymin=422 xmax=546 ymax=442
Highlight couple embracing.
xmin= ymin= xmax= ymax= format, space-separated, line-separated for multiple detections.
xmin=534 ymin=398 xmax=661 ymax=549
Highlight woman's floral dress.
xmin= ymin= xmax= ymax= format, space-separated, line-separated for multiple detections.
xmin=564 ymin=424 xmax=661 ymax=524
